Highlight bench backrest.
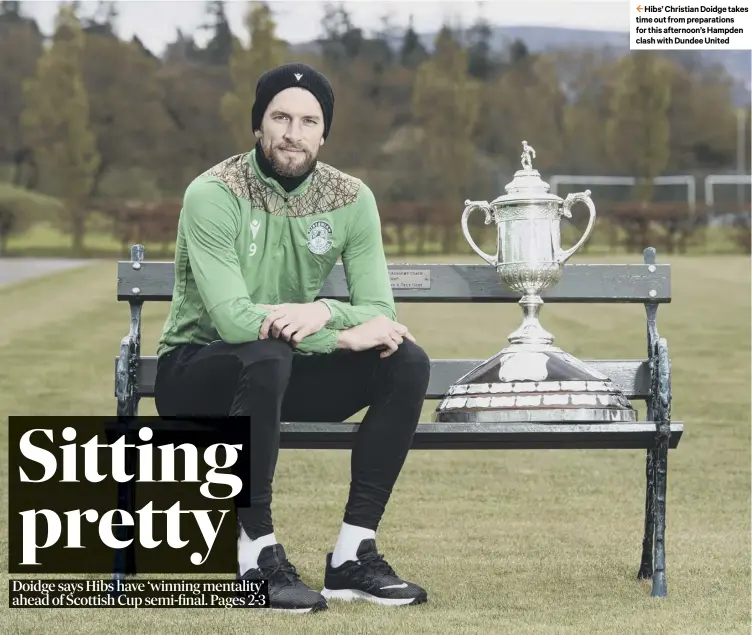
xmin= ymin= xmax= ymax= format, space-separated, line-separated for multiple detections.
xmin=118 ymin=250 xmax=670 ymax=304
xmin=116 ymin=245 xmax=670 ymax=403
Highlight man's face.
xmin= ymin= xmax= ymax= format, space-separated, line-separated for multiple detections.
xmin=257 ymin=87 xmax=325 ymax=178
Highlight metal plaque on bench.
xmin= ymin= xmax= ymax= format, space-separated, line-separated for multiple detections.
xmin=389 ymin=269 xmax=431 ymax=290
xmin=434 ymin=142 xmax=637 ymax=424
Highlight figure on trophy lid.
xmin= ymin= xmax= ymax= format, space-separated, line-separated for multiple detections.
xmin=521 ymin=141 xmax=536 ymax=170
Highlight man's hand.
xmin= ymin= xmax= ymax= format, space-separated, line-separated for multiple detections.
xmin=338 ymin=315 xmax=416 ymax=358
xmin=258 ymin=301 xmax=331 ymax=346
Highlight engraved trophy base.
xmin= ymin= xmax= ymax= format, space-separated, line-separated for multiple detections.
xmin=433 ymin=341 xmax=638 ymax=424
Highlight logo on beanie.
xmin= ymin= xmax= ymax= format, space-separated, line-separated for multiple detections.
xmin=307 ymin=220 xmax=333 ymax=255
xmin=294 ymin=73 xmax=302 ymax=81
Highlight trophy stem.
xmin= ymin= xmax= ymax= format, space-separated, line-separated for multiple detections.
xmin=507 ymin=294 xmax=554 ymax=346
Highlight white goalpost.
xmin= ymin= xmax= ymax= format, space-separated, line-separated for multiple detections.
xmin=702 ymin=174 xmax=752 ymax=226
xmin=703 ymin=174 xmax=751 ymax=207
xmin=548 ymin=175 xmax=698 ymax=216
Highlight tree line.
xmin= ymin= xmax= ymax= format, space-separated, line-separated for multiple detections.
xmin=0 ymin=0 xmax=748 ymax=254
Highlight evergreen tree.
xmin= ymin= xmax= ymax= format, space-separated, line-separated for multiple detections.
xmin=221 ymin=2 xmax=286 ymax=149
xmin=466 ymin=14 xmax=495 ymax=80
xmin=0 ymin=1 xmax=22 ymax=21
xmin=200 ymin=0 xmax=234 ymax=65
xmin=400 ymin=15 xmax=428 ymax=69
xmin=412 ymin=25 xmax=480 ymax=251
xmin=21 ymin=3 xmax=100 ymax=252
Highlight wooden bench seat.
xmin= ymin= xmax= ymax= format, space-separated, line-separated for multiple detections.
xmin=125 ymin=356 xmax=680 ymax=450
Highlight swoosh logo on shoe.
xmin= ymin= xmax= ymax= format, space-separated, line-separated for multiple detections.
xmin=380 ymin=583 xmax=408 ymax=589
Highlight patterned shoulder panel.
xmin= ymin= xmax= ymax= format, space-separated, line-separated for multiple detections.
xmin=199 ymin=154 xmax=362 ymax=217
xmin=200 ymin=153 xmax=253 ymax=200
xmin=287 ymin=162 xmax=362 ymax=218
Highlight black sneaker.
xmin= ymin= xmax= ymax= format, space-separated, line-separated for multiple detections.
xmin=321 ymin=539 xmax=427 ymax=606
xmin=239 ymin=544 xmax=328 ymax=613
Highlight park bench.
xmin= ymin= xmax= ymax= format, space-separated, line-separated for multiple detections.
xmin=114 ymin=243 xmax=683 ymax=598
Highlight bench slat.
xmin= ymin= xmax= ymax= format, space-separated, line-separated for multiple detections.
xmin=275 ymin=421 xmax=683 ymax=450
xmin=118 ymin=262 xmax=671 ymax=302
xmin=126 ymin=357 xmax=652 ymax=400
xmin=110 ymin=419 xmax=683 ymax=450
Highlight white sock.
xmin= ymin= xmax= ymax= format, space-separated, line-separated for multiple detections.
xmin=238 ymin=530 xmax=277 ymax=575
xmin=330 ymin=523 xmax=376 ymax=568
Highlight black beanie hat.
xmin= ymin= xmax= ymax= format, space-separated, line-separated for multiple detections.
xmin=251 ymin=62 xmax=335 ymax=139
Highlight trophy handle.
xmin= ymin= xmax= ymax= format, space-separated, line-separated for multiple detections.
xmin=461 ymin=199 xmax=498 ymax=266
xmin=556 ymin=189 xmax=596 ymax=265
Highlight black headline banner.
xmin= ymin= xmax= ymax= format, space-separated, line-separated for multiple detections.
xmin=8 ymin=416 xmax=252 ymax=574
xmin=9 ymin=579 xmax=269 ymax=608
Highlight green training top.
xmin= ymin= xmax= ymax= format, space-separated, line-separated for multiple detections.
xmin=156 ymin=148 xmax=396 ymax=357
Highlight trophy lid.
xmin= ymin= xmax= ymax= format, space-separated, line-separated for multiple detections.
xmin=492 ymin=141 xmax=562 ymax=205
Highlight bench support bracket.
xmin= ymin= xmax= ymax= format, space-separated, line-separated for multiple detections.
xmin=113 ymin=245 xmax=144 ymax=580
xmin=638 ymin=247 xmax=672 ymax=598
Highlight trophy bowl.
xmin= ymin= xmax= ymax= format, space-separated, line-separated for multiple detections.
xmin=433 ymin=141 xmax=637 ymax=424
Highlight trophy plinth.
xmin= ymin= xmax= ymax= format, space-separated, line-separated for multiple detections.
xmin=434 ymin=141 xmax=637 ymax=424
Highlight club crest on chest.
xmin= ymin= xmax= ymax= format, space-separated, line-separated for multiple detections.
xmin=307 ymin=220 xmax=333 ymax=255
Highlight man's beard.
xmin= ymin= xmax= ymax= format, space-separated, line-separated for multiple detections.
xmin=266 ymin=142 xmax=316 ymax=178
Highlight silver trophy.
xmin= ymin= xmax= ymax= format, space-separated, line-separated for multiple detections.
xmin=434 ymin=141 xmax=637 ymax=423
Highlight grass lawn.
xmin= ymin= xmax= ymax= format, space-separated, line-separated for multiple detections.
xmin=1 ymin=253 xmax=750 ymax=634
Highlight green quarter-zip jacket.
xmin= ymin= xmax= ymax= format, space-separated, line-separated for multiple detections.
xmin=156 ymin=148 xmax=396 ymax=357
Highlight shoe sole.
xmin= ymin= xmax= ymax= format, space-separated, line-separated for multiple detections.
xmin=255 ymin=603 xmax=328 ymax=614
xmin=321 ymin=587 xmax=426 ymax=606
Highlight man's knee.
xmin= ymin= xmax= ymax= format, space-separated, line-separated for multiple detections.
xmin=386 ymin=339 xmax=431 ymax=386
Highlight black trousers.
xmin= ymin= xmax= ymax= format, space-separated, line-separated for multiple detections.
xmin=153 ymin=337 xmax=431 ymax=539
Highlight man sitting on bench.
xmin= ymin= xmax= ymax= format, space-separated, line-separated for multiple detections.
xmin=153 ymin=62 xmax=431 ymax=612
